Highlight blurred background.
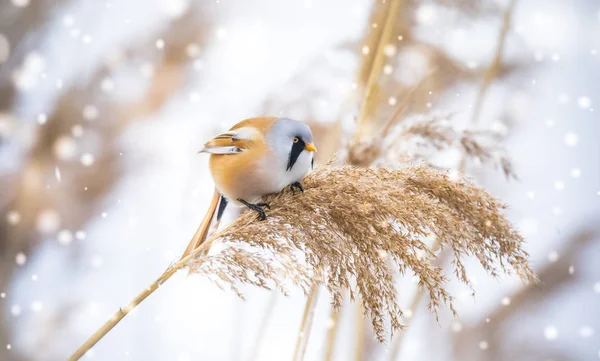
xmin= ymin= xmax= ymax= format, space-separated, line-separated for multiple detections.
xmin=0 ymin=0 xmax=599 ymax=360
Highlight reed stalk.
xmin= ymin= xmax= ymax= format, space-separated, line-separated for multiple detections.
xmin=293 ymin=284 xmax=320 ymax=361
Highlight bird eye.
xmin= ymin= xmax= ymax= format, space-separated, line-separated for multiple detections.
xmin=292 ymin=137 xmax=299 ymax=143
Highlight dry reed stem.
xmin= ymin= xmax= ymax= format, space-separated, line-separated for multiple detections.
xmin=293 ymin=284 xmax=320 ymax=361
xmin=470 ymin=0 xmax=517 ymax=127
xmin=323 ymin=308 xmax=341 ymax=361
xmin=354 ymin=0 xmax=404 ymax=141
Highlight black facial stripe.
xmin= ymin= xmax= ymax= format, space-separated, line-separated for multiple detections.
xmin=287 ymin=138 xmax=305 ymax=171
xmin=216 ymin=195 xmax=228 ymax=222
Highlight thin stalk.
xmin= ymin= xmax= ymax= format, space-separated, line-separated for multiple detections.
xmin=67 ymin=234 xmax=220 ymax=361
xmin=354 ymin=0 xmax=404 ymax=140
xmin=247 ymin=292 xmax=278 ymax=361
xmin=322 ymin=308 xmax=341 ymax=361
xmin=293 ymin=284 xmax=320 ymax=361
xmin=470 ymin=0 xmax=517 ymax=127
xmin=387 ymin=2 xmax=519 ymax=360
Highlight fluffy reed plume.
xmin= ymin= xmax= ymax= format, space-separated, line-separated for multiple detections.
xmin=186 ymin=165 xmax=535 ymax=341
xmin=389 ymin=114 xmax=516 ymax=177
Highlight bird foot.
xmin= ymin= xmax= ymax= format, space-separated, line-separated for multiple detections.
xmin=238 ymin=199 xmax=270 ymax=220
xmin=290 ymin=181 xmax=304 ymax=193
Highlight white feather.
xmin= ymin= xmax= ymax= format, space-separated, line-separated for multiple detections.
xmin=199 ymin=146 xmax=246 ymax=154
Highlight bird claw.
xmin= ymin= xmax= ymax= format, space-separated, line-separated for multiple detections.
xmin=290 ymin=181 xmax=304 ymax=193
xmin=239 ymin=199 xmax=270 ymax=220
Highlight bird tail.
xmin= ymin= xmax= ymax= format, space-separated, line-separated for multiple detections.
xmin=181 ymin=188 xmax=221 ymax=258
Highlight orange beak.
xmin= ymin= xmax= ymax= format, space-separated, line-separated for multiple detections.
xmin=304 ymin=143 xmax=317 ymax=152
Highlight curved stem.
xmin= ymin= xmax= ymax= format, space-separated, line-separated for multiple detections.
xmin=67 ymin=236 xmax=218 ymax=361
xmin=293 ymin=284 xmax=320 ymax=361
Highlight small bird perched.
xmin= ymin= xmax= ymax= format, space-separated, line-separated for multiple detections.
xmin=182 ymin=116 xmax=317 ymax=257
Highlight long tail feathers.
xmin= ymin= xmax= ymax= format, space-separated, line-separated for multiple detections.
xmin=181 ymin=188 xmax=221 ymax=258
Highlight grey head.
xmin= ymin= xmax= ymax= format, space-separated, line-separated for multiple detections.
xmin=266 ymin=118 xmax=316 ymax=171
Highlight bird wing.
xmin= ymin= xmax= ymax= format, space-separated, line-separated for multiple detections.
xmin=199 ymin=127 xmax=261 ymax=154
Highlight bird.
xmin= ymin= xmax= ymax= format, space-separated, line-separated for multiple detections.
xmin=182 ymin=116 xmax=317 ymax=257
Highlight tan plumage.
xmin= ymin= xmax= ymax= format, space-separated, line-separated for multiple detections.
xmin=182 ymin=116 xmax=316 ymax=257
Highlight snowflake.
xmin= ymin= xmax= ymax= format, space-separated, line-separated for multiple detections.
xmin=571 ymin=168 xmax=581 ymax=178
xmin=548 ymin=251 xmax=559 ymax=262
xmin=479 ymin=341 xmax=488 ymax=350
xmin=11 ymin=0 xmax=29 ymax=7
xmin=83 ymin=105 xmax=99 ymax=120
xmin=10 ymin=305 xmax=21 ymax=316
xmin=57 ymin=229 xmax=73 ymax=245
xmin=6 ymin=210 xmax=21 ymax=225
xmin=15 ymin=252 xmax=27 ymax=266
xmin=564 ymin=132 xmax=578 ymax=146
xmin=37 ymin=113 xmax=47 ymax=124
xmin=36 ymin=209 xmax=61 ymax=234
xmin=554 ymin=181 xmax=565 ymax=190
xmin=544 ymin=325 xmax=558 ymax=340
xmin=54 ymin=135 xmax=77 ymax=160
xmin=579 ymin=326 xmax=594 ymax=338
xmin=81 ymin=153 xmax=95 ymax=167
xmin=577 ymin=96 xmax=591 ymax=109
xmin=155 ymin=38 xmax=165 ymax=49
xmin=31 ymin=301 xmax=43 ymax=312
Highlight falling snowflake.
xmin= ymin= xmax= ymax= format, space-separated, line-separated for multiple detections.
xmin=577 ymin=96 xmax=591 ymax=109
xmin=571 ymin=168 xmax=581 ymax=178
xmin=55 ymin=166 xmax=62 ymax=182
xmin=75 ymin=230 xmax=87 ymax=240
xmin=568 ymin=265 xmax=575 ymax=274
xmin=501 ymin=297 xmax=511 ymax=306
xmin=361 ymin=45 xmax=369 ymax=55
xmin=554 ymin=181 xmax=565 ymax=190
xmin=37 ymin=113 xmax=47 ymax=124
xmin=564 ymin=132 xmax=578 ymax=146
xmin=31 ymin=301 xmax=43 ymax=312
xmin=548 ymin=251 xmax=559 ymax=262
xmin=6 ymin=210 xmax=21 ymax=225
xmin=57 ymin=229 xmax=73 ymax=245
xmin=36 ymin=209 xmax=61 ymax=234
xmin=579 ymin=326 xmax=594 ymax=338
xmin=81 ymin=153 xmax=95 ymax=167
xmin=10 ymin=305 xmax=21 ymax=316
xmin=544 ymin=325 xmax=558 ymax=340
xmin=15 ymin=252 xmax=27 ymax=266
xmin=383 ymin=44 xmax=396 ymax=57
xmin=72 ymin=124 xmax=84 ymax=137
xmin=155 ymin=38 xmax=165 ymax=49
xmin=451 ymin=321 xmax=463 ymax=332
xmin=53 ymin=135 xmax=77 ymax=160
xmin=388 ymin=96 xmax=397 ymax=106
xmin=186 ymin=43 xmax=201 ymax=58
xmin=479 ymin=341 xmax=488 ymax=350
xmin=11 ymin=0 xmax=30 ymax=7
xmin=83 ymin=105 xmax=99 ymax=120
xmin=100 ymin=77 xmax=115 ymax=92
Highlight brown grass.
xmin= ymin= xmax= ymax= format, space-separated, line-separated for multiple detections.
xmin=186 ymin=164 xmax=535 ymax=341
